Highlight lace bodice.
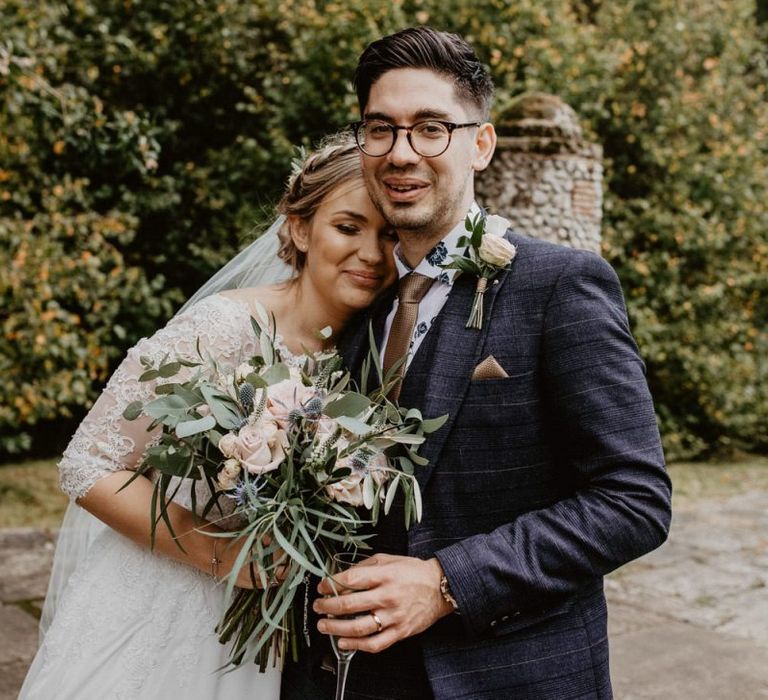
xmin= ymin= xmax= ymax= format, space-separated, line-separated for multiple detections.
xmin=58 ymin=294 xmax=307 ymax=502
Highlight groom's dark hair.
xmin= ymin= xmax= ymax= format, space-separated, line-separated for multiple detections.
xmin=353 ymin=26 xmax=494 ymax=121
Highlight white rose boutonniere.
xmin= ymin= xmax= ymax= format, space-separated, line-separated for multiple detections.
xmin=479 ymin=234 xmax=516 ymax=267
xmin=441 ymin=212 xmax=516 ymax=329
xmin=483 ymin=214 xmax=510 ymax=237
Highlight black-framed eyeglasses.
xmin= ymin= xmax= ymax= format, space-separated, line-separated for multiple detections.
xmin=350 ymin=119 xmax=481 ymax=158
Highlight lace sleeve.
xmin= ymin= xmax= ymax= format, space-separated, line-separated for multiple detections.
xmin=58 ymin=296 xmax=255 ymax=501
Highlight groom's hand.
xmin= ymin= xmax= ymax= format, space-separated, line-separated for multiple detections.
xmin=314 ymin=554 xmax=454 ymax=653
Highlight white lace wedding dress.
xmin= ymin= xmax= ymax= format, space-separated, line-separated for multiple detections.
xmin=19 ymin=295 xmax=284 ymax=700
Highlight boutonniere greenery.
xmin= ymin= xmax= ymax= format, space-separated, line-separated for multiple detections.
xmin=441 ymin=212 xmax=516 ymax=330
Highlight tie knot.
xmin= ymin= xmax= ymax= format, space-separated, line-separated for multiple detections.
xmin=398 ymin=272 xmax=433 ymax=304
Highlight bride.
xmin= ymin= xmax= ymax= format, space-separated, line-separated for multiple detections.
xmin=19 ymin=132 xmax=397 ymax=699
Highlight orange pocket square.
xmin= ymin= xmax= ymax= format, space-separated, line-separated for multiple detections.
xmin=471 ymin=355 xmax=509 ymax=381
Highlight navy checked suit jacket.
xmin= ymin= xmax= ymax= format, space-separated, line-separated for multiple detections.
xmin=336 ymin=231 xmax=672 ymax=700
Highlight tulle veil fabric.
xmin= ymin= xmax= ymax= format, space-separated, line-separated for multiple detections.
xmin=40 ymin=216 xmax=294 ymax=640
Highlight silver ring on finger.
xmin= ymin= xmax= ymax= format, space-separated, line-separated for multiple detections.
xmin=370 ymin=611 xmax=384 ymax=634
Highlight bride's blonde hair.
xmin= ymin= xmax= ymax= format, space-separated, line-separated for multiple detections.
xmin=276 ymin=132 xmax=362 ymax=272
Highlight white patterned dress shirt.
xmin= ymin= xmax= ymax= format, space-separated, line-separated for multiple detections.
xmin=381 ymin=202 xmax=480 ymax=373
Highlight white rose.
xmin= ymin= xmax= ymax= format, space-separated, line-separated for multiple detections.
xmin=217 ymin=458 xmax=242 ymax=491
xmin=235 ymin=362 xmax=254 ymax=382
xmin=484 ymin=214 xmax=511 ymax=237
xmin=478 ymin=234 xmax=516 ymax=267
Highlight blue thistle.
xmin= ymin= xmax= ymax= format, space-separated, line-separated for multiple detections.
xmin=303 ymin=395 xmax=323 ymax=419
xmin=239 ymin=382 xmax=255 ymax=411
xmin=349 ymin=449 xmax=372 ymax=474
xmin=228 ymin=477 xmax=263 ymax=510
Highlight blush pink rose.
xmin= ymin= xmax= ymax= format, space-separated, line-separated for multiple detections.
xmin=233 ymin=419 xmax=287 ymax=475
xmin=267 ymin=378 xmax=316 ymax=428
xmin=217 ymin=458 xmax=242 ymax=490
xmin=315 ymin=416 xmax=339 ymax=442
xmin=325 ymin=470 xmax=364 ymax=507
xmin=324 ymin=450 xmax=390 ymax=506
xmin=218 ymin=432 xmax=239 ymax=459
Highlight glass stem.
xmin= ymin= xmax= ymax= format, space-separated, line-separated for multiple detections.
xmin=334 ymin=654 xmax=353 ymax=700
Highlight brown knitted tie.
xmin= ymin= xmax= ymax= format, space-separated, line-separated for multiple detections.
xmin=383 ymin=272 xmax=434 ymax=401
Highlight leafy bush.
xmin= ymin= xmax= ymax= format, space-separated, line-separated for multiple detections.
xmin=1 ymin=0 xmax=766 ymax=460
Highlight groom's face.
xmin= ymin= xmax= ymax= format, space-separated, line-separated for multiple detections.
xmin=359 ymin=68 xmax=491 ymax=239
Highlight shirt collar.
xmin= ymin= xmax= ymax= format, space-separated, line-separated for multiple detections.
xmin=394 ymin=201 xmax=481 ymax=286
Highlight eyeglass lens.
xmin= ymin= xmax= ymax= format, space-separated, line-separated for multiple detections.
xmin=357 ymin=121 xmax=450 ymax=157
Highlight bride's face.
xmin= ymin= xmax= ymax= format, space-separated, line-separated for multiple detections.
xmin=294 ymin=179 xmax=398 ymax=312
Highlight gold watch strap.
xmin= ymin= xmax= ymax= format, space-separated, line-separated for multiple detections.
xmin=440 ymin=574 xmax=460 ymax=613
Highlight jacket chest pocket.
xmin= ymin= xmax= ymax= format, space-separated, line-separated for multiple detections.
xmin=456 ymin=371 xmax=541 ymax=428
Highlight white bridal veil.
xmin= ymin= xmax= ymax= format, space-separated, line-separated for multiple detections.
xmin=40 ymin=216 xmax=294 ymax=640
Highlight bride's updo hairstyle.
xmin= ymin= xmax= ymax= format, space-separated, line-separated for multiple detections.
xmin=276 ymin=132 xmax=362 ymax=273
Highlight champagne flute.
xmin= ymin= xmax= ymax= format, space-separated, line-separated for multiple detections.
xmin=327 ymin=552 xmax=371 ymax=700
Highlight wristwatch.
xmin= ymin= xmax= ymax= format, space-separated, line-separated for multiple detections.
xmin=439 ymin=574 xmax=460 ymax=613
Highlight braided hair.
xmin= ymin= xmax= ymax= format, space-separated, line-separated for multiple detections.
xmin=276 ymin=131 xmax=361 ymax=272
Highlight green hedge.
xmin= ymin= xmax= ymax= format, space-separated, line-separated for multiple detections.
xmin=1 ymin=0 xmax=766 ymax=460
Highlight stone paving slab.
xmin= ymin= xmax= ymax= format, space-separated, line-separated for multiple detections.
xmin=0 ymin=603 xmax=39 ymax=700
xmin=0 ymin=529 xmax=56 ymax=604
xmin=607 ymin=490 xmax=768 ymax=651
xmin=609 ymin=618 xmax=768 ymax=699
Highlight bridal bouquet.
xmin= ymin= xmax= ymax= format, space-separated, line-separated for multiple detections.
xmin=122 ymin=310 xmax=445 ymax=670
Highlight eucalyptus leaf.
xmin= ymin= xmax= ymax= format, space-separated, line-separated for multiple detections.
xmin=153 ymin=383 xmax=177 ymax=395
xmin=252 ymin=300 xmax=272 ymax=330
xmin=397 ymin=456 xmax=415 ymax=475
xmin=138 ymin=368 xmax=160 ymax=382
xmin=122 ymin=400 xmax=143 ymax=421
xmin=404 ymin=408 xmax=423 ymax=422
xmin=421 ymin=414 xmax=449 ymax=433
xmin=409 ymin=451 xmax=430 ymax=467
xmin=178 ymin=359 xmax=202 ymax=368
xmin=245 ymin=373 xmax=268 ymax=389
xmin=200 ymin=385 xmax=243 ymax=430
xmin=159 ymin=361 xmax=182 ymax=378
xmin=324 ymin=392 xmax=371 ymax=418
xmin=261 ymin=363 xmax=290 ymax=385
xmin=175 ymin=414 xmax=216 ymax=438
xmin=259 ymin=333 xmax=275 ymax=366
xmin=334 ymin=415 xmax=372 ymax=435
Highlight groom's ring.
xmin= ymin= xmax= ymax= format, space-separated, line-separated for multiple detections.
xmin=370 ymin=611 xmax=384 ymax=634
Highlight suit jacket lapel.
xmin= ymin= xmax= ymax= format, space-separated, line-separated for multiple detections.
xmin=415 ymin=262 xmax=514 ymax=492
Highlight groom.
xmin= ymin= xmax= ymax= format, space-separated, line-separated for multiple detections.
xmin=283 ymin=27 xmax=672 ymax=699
